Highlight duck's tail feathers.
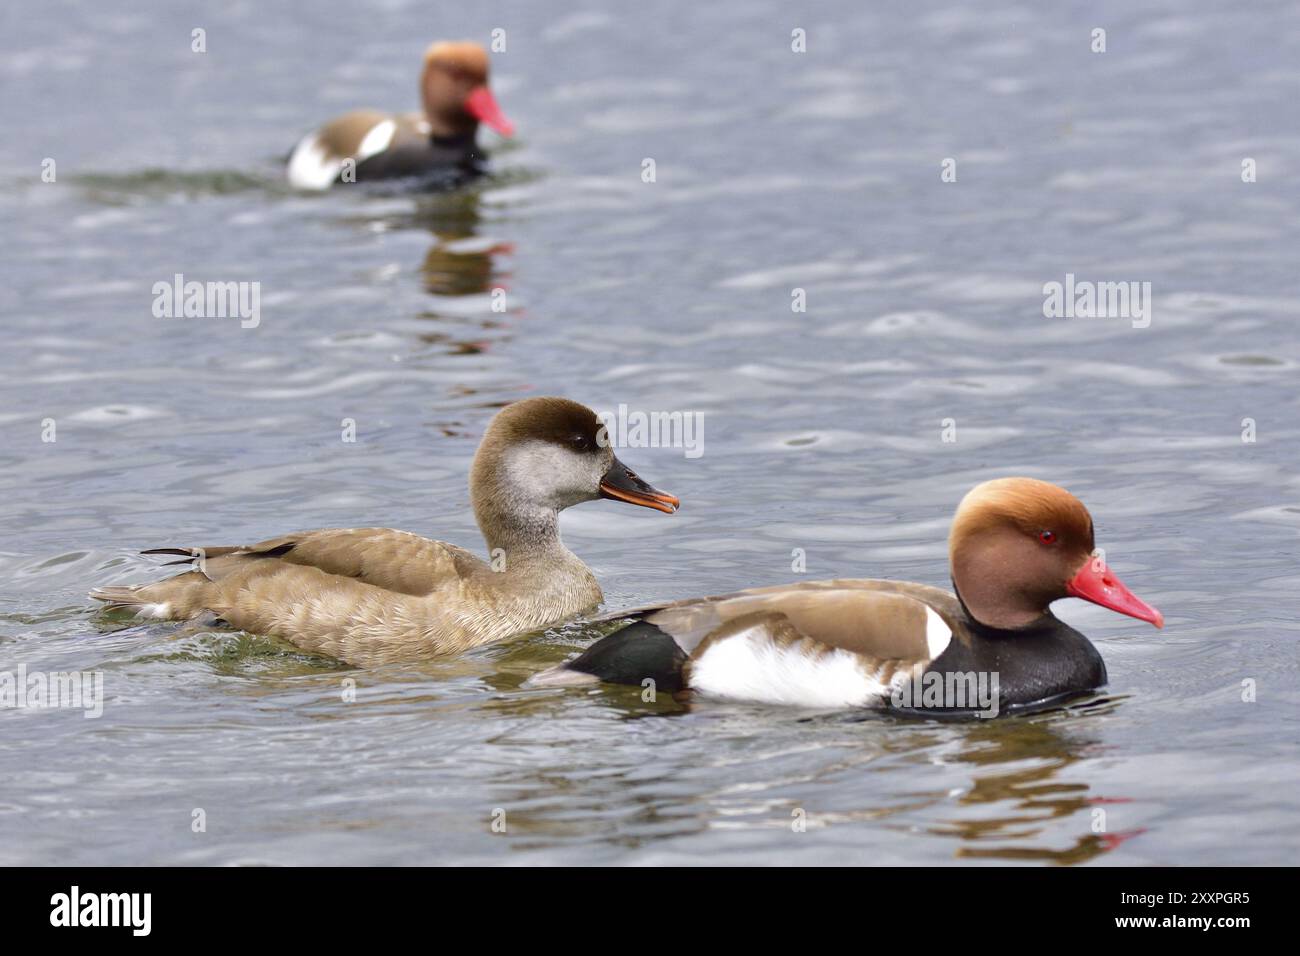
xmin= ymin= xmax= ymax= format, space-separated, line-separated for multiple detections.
xmin=87 ymin=584 xmax=149 ymax=611
xmin=140 ymin=545 xmax=246 ymax=568
xmin=87 ymin=583 xmax=181 ymax=619
xmin=88 ymin=562 xmax=219 ymax=619
xmin=528 ymin=621 xmax=689 ymax=692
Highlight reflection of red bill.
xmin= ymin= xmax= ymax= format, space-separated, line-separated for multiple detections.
xmin=1099 ymin=828 xmax=1148 ymax=851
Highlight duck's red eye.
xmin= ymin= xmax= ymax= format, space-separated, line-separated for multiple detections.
xmin=1039 ymin=530 xmax=1057 ymax=545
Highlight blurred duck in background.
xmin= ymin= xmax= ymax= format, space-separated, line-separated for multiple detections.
xmin=286 ymin=40 xmax=514 ymax=191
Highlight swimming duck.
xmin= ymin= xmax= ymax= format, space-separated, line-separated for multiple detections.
xmin=532 ymin=477 xmax=1162 ymax=715
xmin=286 ymin=40 xmax=514 ymax=191
xmin=89 ymin=398 xmax=678 ymax=664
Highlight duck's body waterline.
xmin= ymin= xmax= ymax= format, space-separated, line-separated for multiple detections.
xmin=114 ymin=531 xmax=602 ymax=662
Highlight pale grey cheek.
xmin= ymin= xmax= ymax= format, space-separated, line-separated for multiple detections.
xmin=504 ymin=443 xmax=603 ymax=509
xmin=559 ymin=454 xmax=607 ymax=506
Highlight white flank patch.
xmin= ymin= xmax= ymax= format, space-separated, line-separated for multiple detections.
xmin=136 ymin=602 xmax=171 ymax=620
xmin=356 ymin=119 xmax=396 ymax=161
xmin=924 ymin=605 xmax=952 ymax=660
xmin=689 ymin=626 xmax=884 ymax=709
xmin=286 ymin=133 xmax=344 ymax=191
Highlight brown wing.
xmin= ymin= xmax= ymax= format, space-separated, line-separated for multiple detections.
xmin=310 ymin=110 xmax=428 ymax=161
xmin=309 ymin=110 xmax=389 ymax=159
xmin=600 ymin=578 xmax=962 ymax=663
xmin=144 ymin=528 xmax=484 ymax=597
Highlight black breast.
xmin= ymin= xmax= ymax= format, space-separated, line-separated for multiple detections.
xmin=897 ymin=612 xmax=1107 ymax=716
xmin=350 ymin=134 xmax=486 ymax=188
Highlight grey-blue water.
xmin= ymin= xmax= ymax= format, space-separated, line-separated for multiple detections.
xmin=2 ymin=0 xmax=1298 ymax=864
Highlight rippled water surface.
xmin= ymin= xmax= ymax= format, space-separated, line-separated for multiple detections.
xmin=3 ymin=0 xmax=1299 ymax=864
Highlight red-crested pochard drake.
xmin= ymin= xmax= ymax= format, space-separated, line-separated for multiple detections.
xmin=286 ymin=41 xmax=514 ymax=191
xmin=89 ymin=398 xmax=678 ymax=665
xmin=532 ymin=478 xmax=1163 ymax=715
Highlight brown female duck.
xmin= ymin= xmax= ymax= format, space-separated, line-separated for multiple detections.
xmin=90 ymin=398 xmax=677 ymax=664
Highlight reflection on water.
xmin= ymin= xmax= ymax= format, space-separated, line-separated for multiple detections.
xmin=71 ymin=169 xmax=284 ymax=205
xmin=329 ymin=186 xmax=522 ymax=355
xmin=934 ymin=705 xmax=1144 ymax=864
xmin=336 ymin=190 xmax=514 ymax=297
xmin=421 ymin=236 xmax=511 ymax=300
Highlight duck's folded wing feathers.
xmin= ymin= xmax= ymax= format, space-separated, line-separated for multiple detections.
xmin=689 ymin=588 xmax=951 ymax=664
xmin=536 ymin=585 xmax=958 ymax=705
xmin=679 ymin=592 xmax=957 ymax=707
xmin=143 ymin=528 xmax=483 ymax=596
xmin=596 ymin=579 xmax=960 ymax=659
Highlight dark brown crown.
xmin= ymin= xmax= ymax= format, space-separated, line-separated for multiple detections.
xmin=486 ymin=397 xmax=604 ymax=453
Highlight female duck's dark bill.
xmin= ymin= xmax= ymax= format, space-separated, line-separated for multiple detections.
xmin=600 ymin=456 xmax=679 ymax=514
